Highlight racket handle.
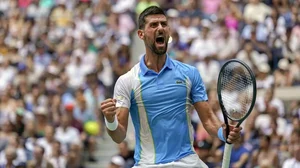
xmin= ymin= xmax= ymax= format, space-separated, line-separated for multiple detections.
xmin=222 ymin=143 xmax=233 ymax=168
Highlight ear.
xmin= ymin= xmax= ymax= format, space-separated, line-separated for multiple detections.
xmin=137 ymin=29 xmax=144 ymax=40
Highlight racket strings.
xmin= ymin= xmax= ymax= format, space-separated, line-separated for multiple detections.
xmin=220 ymin=62 xmax=254 ymax=120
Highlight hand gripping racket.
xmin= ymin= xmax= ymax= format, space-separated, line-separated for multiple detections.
xmin=217 ymin=59 xmax=257 ymax=168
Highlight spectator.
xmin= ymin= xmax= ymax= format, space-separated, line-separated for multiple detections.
xmin=0 ymin=121 xmax=16 ymax=151
xmin=66 ymin=143 xmax=83 ymax=168
xmin=256 ymin=87 xmax=285 ymax=116
xmin=282 ymin=145 xmax=300 ymax=168
xmin=218 ymin=0 xmax=243 ymax=31
xmin=195 ymin=55 xmax=220 ymax=88
xmin=255 ymin=63 xmax=274 ymax=89
xmin=36 ymin=125 xmax=56 ymax=157
xmin=265 ymin=8 xmax=286 ymax=40
xmin=54 ymin=113 xmax=81 ymax=155
xmin=288 ymin=53 xmax=300 ymax=85
xmin=236 ymin=40 xmax=268 ymax=70
xmin=189 ymin=19 xmax=218 ymax=62
xmin=176 ymin=13 xmax=199 ymax=45
xmin=274 ymin=58 xmax=291 ymax=87
xmin=108 ymin=155 xmax=125 ymax=168
xmin=216 ymin=24 xmax=240 ymax=62
xmin=34 ymin=106 xmax=49 ymax=138
xmin=251 ymin=135 xmax=279 ymax=168
xmin=216 ymin=134 xmax=251 ymax=168
xmin=47 ymin=140 xmax=67 ymax=168
xmin=0 ymin=146 xmax=19 ymax=168
xmin=243 ymin=0 xmax=272 ymax=24
xmin=26 ymin=145 xmax=52 ymax=168
xmin=194 ymin=140 xmax=215 ymax=167
xmin=118 ymin=141 xmax=134 ymax=168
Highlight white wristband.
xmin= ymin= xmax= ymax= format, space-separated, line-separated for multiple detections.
xmin=105 ymin=115 xmax=118 ymax=131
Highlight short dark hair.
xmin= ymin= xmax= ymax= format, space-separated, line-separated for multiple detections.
xmin=138 ymin=6 xmax=166 ymax=29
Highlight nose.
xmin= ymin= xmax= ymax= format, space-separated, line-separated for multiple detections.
xmin=157 ymin=23 xmax=164 ymax=33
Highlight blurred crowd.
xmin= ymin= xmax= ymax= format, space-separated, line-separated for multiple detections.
xmin=0 ymin=0 xmax=299 ymax=168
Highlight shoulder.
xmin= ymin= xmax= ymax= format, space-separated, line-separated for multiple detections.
xmin=36 ymin=137 xmax=45 ymax=144
xmin=171 ymin=59 xmax=198 ymax=73
xmin=116 ymin=63 xmax=140 ymax=83
xmin=252 ymin=149 xmax=259 ymax=156
xmin=283 ymin=158 xmax=295 ymax=166
xmin=171 ymin=59 xmax=202 ymax=83
xmin=68 ymin=127 xmax=80 ymax=134
xmin=115 ymin=63 xmax=141 ymax=91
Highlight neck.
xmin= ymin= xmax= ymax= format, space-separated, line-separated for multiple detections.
xmin=122 ymin=150 xmax=129 ymax=157
xmin=36 ymin=159 xmax=42 ymax=165
xmin=262 ymin=147 xmax=269 ymax=151
xmin=63 ymin=126 xmax=68 ymax=131
xmin=6 ymin=161 xmax=13 ymax=167
xmin=144 ymin=50 xmax=167 ymax=73
xmin=47 ymin=137 xmax=53 ymax=142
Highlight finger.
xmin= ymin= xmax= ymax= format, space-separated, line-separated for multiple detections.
xmin=228 ymin=133 xmax=241 ymax=142
xmin=231 ymin=127 xmax=242 ymax=133
xmin=228 ymin=125 xmax=242 ymax=132
xmin=104 ymin=111 xmax=117 ymax=118
xmin=101 ymin=102 xmax=116 ymax=109
xmin=228 ymin=124 xmax=235 ymax=130
xmin=229 ymin=133 xmax=240 ymax=140
xmin=103 ymin=106 xmax=117 ymax=114
xmin=227 ymin=135 xmax=239 ymax=143
xmin=101 ymin=98 xmax=114 ymax=105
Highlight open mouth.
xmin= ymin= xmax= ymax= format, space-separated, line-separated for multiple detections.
xmin=155 ymin=36 xmax=165 ymax=45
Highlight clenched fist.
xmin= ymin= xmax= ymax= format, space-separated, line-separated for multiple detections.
xmin=100 ymin=98 xmax=117 ymax=122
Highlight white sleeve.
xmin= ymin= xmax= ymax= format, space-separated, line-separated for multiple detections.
xmin=113 ymin=74 xmax=132 ymax=109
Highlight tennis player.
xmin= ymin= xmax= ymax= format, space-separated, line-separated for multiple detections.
xmin=100 ymin=6 xmax=242 ymax=168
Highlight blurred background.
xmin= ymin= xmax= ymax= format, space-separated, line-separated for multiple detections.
xmin=0 ymin=0 xmax=299 ymax=168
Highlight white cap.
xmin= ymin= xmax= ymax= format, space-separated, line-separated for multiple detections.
xmin=201 ymin=19 xmax=212 ymax=29
xmin=167 ymin=9 xmax=179 ymax=18
xmin=73 ymin=50 xmax=84 ymax=58
xmin=258 ymin=63 xmax=270 ymax=73
xmin=278 ymin=58 xmax=289 ymax=70
xmin=35 ymin=106 xmax=47 ymax=115
xmin=119 ymin=36 xmax=131 ymax=46
xmin=111 ymin=156 xmax=125 ymax=166
xmin=48 ymin=65 xmax=59 ymax=75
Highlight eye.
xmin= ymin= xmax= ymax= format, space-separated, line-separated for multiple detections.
xmin=150 ymin=23 xmax=158 ymax=28
xmin=161 ymin=22 xmax=167 ymax=27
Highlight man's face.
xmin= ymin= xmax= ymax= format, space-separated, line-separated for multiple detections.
xmin=34 ymin=147 xmax=43 ymax=160
xmin=140 ymin=14 xmax=170 ymax=55
xmin=45 ymin=125 xmax=54 ymax=140
xmin=61 ymin=115 xmax=70 ymax=127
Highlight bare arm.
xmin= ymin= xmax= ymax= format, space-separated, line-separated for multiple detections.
xmin=106 ymin=107 xmax=129 ymax=144
xmin=103 ymin=72 xmax=132 ymax=143
xmin=251 ymin=150 xmax=259 ymax=167
xmin=194 ymin=101 xmax=222 ymax=138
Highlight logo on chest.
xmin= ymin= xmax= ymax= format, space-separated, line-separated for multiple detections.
xmin=176 ymin=80 xmax=185 ymax=84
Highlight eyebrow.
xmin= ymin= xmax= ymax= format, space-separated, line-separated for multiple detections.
xmin=148 ymin=20 xmax=168 ymax=25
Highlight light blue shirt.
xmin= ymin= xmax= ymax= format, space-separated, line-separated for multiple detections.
xmin=114 ymin=55 xmax=208 ymax=165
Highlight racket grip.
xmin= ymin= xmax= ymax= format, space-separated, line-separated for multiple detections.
xmin=222 ymin=143 xmax=233 ymax=168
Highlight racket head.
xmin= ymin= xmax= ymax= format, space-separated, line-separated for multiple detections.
xmin=217 ymin=59 xmax=257 ymax=123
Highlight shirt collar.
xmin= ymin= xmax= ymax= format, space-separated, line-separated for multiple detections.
xmin=140 ymin=54 xmax=173 ymax=76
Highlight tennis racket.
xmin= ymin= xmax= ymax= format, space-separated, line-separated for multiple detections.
xmin=217 ymin=59 xmax=257 ymax=168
